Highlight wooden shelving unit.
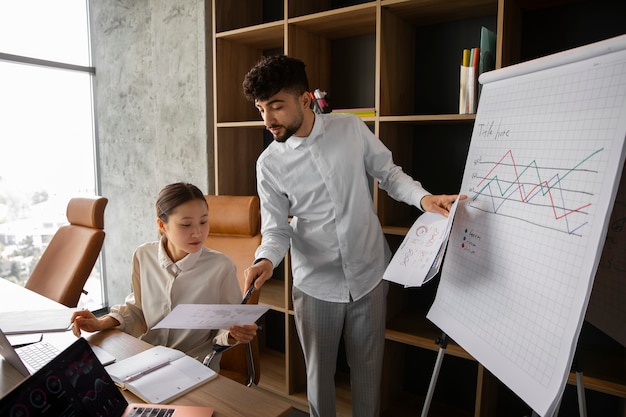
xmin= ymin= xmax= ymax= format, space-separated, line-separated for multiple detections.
xmin=210 ymin=0 xmax=626 ymax=415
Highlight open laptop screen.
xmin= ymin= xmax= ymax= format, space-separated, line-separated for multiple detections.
xmin=0 ymin=337 xmax=128 ymax=417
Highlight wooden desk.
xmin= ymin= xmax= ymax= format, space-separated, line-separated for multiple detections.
xmin=0 ymin=279 xmax=293 ymax=417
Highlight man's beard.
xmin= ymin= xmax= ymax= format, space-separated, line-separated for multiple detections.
xmin=269 ymin=109 xmax=304 ymax=143
xmin=271 ymin=124 xmax=299 ymax=143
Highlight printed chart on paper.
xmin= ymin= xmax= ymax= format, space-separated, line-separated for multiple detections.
xmin=427 ymin=37 xmax=626 ymax=417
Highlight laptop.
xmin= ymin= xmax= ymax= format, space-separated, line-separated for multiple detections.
xmin=0 ymin=327 xmax=115 ymax=376
xmin=0 ymin=337 xmax=214 ymax=417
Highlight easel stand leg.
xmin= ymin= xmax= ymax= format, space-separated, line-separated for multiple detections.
xmin=421 ymin=333 xmax=449 ymax=417
xmin=573 ymin=359 xmax=587 ymax=417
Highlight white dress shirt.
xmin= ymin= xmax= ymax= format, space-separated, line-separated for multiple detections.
xmin=108 ymin=239 xmax=242 ymax=360
xmin=255 ymin=113 xmax=430 ymax=302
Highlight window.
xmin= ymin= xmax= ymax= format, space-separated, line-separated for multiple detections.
xmin=0 ymin=1 xmax=103 ymax=310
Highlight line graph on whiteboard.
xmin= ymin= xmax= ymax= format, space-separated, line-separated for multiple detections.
xmin=468 ymin=147 xmax=604 ymax=236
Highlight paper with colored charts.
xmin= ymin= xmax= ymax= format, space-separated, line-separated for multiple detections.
xmin=383 ymin=196 xmax=459 ymax=287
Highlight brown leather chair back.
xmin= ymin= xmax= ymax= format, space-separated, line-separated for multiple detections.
xmin=204 ymin=195 xmax=261 ymax=303
xmin=203 ymin=195 xmax=262 ymax=385
xmin=25 ymin=197 xmax=108 ymax=308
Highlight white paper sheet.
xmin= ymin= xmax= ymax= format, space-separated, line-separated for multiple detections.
xmin=152 ymin=304 xmax=270 ymax=330
xmin=383 ymin=196 xmax=459 ymax=287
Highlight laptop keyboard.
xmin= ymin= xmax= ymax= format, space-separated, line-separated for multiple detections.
xmin=15 ymin=341 xmax=60 ymax=371
xmin=127 ymin=407 xmax=175 ymax=417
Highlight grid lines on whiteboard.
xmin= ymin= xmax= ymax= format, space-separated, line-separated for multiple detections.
xmin=436 ymin=54 xmax=626 ymax=388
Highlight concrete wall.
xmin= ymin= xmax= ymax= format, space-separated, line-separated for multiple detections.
xmin=88 ymin=1 xmax=213 ymax=306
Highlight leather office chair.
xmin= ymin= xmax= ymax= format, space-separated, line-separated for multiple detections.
xmin=203 ymin=195 xmax=262 ymax=386
xmin=25 ymin=196 xmax=108 ymax=308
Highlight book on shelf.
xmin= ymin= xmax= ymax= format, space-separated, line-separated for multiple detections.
xmin=459 ymin=47 xmax=480 ymax=114
xmin=459 ymin=27 xmax=496 ymax=114
xmin=459 ymin=48 xmax=470 ymax=114
xmin=468 ymin=46 xmax=480 ymax=114
xmin=105 ymin=345 xmax=217 ymax=404
xmin=479 ymin=26 xmax=496 ymax=99
xmin=331 ymin=107 xmax=376 ymax=118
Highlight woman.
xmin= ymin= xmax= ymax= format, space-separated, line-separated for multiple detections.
xmin=71 ymin=182 xmax=257 ymax=370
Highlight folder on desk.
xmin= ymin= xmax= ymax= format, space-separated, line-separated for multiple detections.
xmin=0 ymin=308 xmax=76 ymax=334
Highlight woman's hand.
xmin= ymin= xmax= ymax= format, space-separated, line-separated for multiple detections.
xmin=70 ymin=310 xmax=118 ymax=337
xmin=228 ymin=323 xmax=258 ymax=344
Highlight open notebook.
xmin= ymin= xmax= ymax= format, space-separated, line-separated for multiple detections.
xmin=0 ymin=337 xmax=213 ymax=417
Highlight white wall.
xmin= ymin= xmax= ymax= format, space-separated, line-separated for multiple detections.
xmin=88 ymin=0 xmax=213 ymax=306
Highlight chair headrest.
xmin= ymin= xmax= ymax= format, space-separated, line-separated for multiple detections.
xmin=205 ymin=195 xmax=260 ymax=237
xmin=66 ymin=197 xmax=108 ymax=229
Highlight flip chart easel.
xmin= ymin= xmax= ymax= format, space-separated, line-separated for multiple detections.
xmin=425 ymin=34 xmax=626 ymax=417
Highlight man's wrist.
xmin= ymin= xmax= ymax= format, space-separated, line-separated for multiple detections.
xmin=254 ymin=258 xmax=272 ymax=268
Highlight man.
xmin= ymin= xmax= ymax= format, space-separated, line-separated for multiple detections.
xmin=242 ymin=54 xmax=463 ymax=417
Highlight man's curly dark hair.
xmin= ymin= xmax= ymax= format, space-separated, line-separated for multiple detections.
xmin=242 ymin=55 xmax=310 ymax=102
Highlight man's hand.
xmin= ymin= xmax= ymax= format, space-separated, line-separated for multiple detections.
xmin=244 ymin=259 xmax=274 ymax=291
xmin=420 ymin=194 xmax=467 ymax=217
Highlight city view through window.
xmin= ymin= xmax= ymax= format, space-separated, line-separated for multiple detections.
xmin=0 ymin=1 xmax=104 ymax=310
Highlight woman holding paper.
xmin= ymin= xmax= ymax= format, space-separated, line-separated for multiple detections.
xmin=70 ymin=182 xmax=257 ymax=370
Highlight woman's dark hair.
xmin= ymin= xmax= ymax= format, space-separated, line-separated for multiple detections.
xmin=242 ymin=54 xmax=309 ymax=102
xmin=156 ymin=182 xmax=206 ymax=225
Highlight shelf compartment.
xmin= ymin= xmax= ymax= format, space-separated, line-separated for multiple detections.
xmin=288 ymin=2 xmax=377 ymax=39
xmin=214 ymin=40 xmax=264 ymax=123
xmin=501 ymin=0 xmax=626 ymax=67
xmin=384 ymin=280 xmax=471 ymax=360
xmin=214 ymin=0 xmax=284 ymax=33
xmin=215 ymin=127 xmax=265 ymax=195
xmin=260 ymin=279 xmax=287 ymax=312
xmin=381 ymin=342 xmax=478 ymax=416
xmin=288 ymin=29 xmax=376 ymax=110
xmin=377 ymin=121 xmax=472 ymax=229
xmin=287 ymin=3 xmax=377 ymax=111
xmin=258 ymin=346 xmax=288 ymax=394
xmin=380 ymin=4 xmax=497 ymax=116
xmin=381 ymin=0 xmax=497 ymax=26
xmin=215 ymin=38 xmax=284 ymax=123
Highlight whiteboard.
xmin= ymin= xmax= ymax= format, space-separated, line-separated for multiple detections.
xmin=427 ymin=35 xmax=626 ymax=417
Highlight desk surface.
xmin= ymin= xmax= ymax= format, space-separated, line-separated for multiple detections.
xmin=0 ymin=279 xmax=293 ymax=417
